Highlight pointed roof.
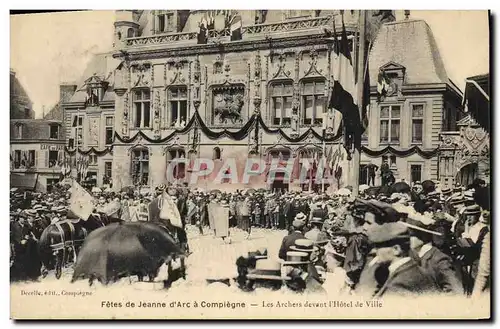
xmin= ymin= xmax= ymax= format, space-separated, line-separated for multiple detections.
xmin=67 ymin=52 xmax=120 ymax=104
xmin=369 ymin=19 xmax=459 ymax=94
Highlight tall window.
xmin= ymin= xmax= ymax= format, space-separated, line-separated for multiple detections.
xmin=380 ymin=105 xmax=400 ymax=143
xmin=168 ymin=86 xmax=188 ymax=127
xmin=48 ymin=151 xmax=59 ymax=168
xmin=14 ymin=150 xmax=21 ymax=169
xmin=28 ymin=150 xmax=35 ymax=168
xmin=49 ymin=125 xmax=59 ymax=139
xmin=411 ymin=104 xmax=424 ymax=143
xmin=158 ymin=14 xmax=166 ymax=32
xmin=301 ymin=80 xmax=326 ymax=125
xmin=167 ymin=148 xmax=186 ymax=179
xmin=270 ymin=81 xmax=293 ymax=126
xmin=15 ymin=124 xmax=22 ymax=139
xmin=133 ymin=89 xmax=151 ymax=128
xmin=157 ymin=12 xmax=175 ymax=33
xmin=69 ymin=115 xmax=84 ymax=148
xmin=104 ymin=161 xmax=112 ymax=186
xmin=105 ymin=116 xmax=114 ymax=145
xmin=131 ymin=149 xmax=149 ymax=186
xmin=410 ymin=164 xmax=422 ymax=183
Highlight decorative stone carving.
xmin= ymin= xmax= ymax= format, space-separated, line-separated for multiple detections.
xmin=213 ymin=55 xmax=224 ymax=74
xmin=87 ymin=118 xmax=99 ymax=146
xmin=302 ymin=49 xmax=325 ymax=79
xmin=271 ymin=53 xmax=291 ymax=80
xmin=131 ymin=62 xmax=152 ymax=87
xmin=291 ymin=110 xmax=300 ymax=137
xmin=212 ymin=86 xmax=245 ymax=125
xmin=153 ymin=90 xmax=161 ymax=138
xmin=167 ymin=59 xmax=188 ymax=86
xmin=122 ymin=91 xmax=130 ymax=136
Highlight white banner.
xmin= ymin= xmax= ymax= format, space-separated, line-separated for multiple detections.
xmin=69 ymin=180 xmax=94 ymax=220
xmin=159 ymin=192 xmax=182 ymax=228
xmin=213 ymin=205 xmax=229 ymax=238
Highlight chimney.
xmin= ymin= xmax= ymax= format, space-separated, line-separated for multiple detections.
xmin=60 ymin=83 xmax=77 ymax=104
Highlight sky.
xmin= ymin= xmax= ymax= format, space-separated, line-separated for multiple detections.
xmin=10 ymin=10 xmax=490 ymax=118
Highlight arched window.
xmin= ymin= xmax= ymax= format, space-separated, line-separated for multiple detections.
xmin=131 ymin=148 xmax=149 ymax=186
xmin=127 ymin=28 xmax=135 ymax=38
xmin=213 ymin=147 xmax=221 ymax=160
xmin=301 ymin=79 xmax=326 ymax=126
xmin=167 ymin=147 xmax=186 ymax=179
xmin=269 ymin=81 xmax=293 ymax=126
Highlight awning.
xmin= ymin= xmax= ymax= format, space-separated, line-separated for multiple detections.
xmin=462 ymin=74 xmax=490 ymax=132
xmin=10 ymin=173 xmax=39 ymax=191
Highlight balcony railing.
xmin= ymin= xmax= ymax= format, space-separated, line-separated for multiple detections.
xmin=125 ymin=15 xmax=337 ymax=47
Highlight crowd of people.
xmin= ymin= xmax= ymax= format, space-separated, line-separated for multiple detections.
xmin=9 ymin=177 xmax=490 ymax=299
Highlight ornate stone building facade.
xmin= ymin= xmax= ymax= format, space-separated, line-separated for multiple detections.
xmin=110 ymin=10 xmax=362 ymax=192
xmin=63 ymin=10 xmax=470 ymax=192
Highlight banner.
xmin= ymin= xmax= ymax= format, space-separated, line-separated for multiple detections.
xmin=207 ymin=202 xmax=216 ymax=230
xmin=213 ymin=204 xmax=230 ymax=238
xmin=159 ymin=192 xmax=183 ymax=228
xmin=69 ymin=180 xmax=94 ymax=220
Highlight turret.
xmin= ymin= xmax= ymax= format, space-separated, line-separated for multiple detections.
xmin=113 ymin=10 xmax=140 ymax=48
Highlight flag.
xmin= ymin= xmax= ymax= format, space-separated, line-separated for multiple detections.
xmin=230 ymin=15 xmax=242 ymax=41
xmin=69 ymin=180 xmax=94 ymax=220
xmin=197 ymin=17 xmax=208 ymax=44
xmin=328 ymin=16 xmax=361 ymax=139
xmin=361 ymin=44 xmax=371 ymax=133
xmin=377 ymin=69 xmax=390 ymax=102
xmin=159 ymin=192 xmax=183 ymax=228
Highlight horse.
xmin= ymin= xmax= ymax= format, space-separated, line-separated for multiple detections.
xmin=38 ymin=212 xmax=122 ymax=279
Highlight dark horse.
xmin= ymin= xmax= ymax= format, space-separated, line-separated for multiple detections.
xmin=38 ymin=212 xmax=122 ymax=279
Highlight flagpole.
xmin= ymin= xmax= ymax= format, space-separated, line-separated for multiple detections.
xmin=321 ymin=129 xmax=326 ymax=194
xmin=351 ymin=10 xmax=366 ymax=198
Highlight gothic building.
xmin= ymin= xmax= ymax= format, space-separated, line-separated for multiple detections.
xmin=63 ymin=10 xmax=467 ymax=192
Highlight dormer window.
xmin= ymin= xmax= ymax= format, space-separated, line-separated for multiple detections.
xmin=84 ymin=74 xmax=107 ymax=107
xmin=155 ymin=11 xmax=175 ymax=34
xmin=14 ymin=123 xmax=23 ymax=139
xmin=49 ymin=124 xmax=59 ymax=139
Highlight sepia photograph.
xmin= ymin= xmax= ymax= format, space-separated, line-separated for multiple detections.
xmin=9 ymin=8 xmax=490 ymax=320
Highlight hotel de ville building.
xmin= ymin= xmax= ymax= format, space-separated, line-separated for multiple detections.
xmin=62 ymin=10 xmax=478 ymax=193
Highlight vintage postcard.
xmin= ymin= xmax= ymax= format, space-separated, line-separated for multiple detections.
xmin=10 ymin=9 xmax=490 ymax=320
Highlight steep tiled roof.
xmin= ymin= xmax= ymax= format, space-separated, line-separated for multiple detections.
xmin=10 ymin=119 xmax=65 ymax=141
xmin=43 ymin=102 xmax=63 ymax=120
xmin=369 ymin=19 xmax=458 ymax=93
xmin=67 ymin=52 xmax=120 ymax=104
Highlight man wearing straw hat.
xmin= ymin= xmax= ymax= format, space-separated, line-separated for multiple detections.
xmin=282 ymin=239 xmax=325 ymax=293
xmin=403 ymin=214 xmax=462 ymax=294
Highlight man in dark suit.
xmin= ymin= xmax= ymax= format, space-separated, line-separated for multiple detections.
xmin=366 ymin=222 xmax=438 ymax=298
xmin=405 ymin=217 xmax=463 ymax=294
xmin=278 ymin=213 xmax=306 ymax=260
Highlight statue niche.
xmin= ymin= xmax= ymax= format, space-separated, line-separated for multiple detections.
xmin=212 ymin=85 xmax=245 ymax=125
